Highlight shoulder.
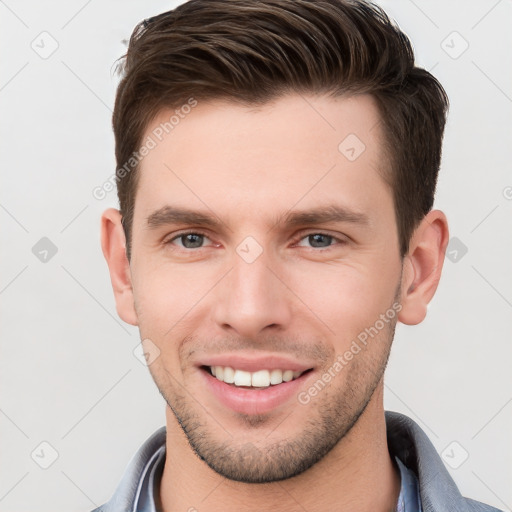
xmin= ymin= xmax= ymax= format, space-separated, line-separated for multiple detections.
xmin=89 ymin=426 xmax=167 ymax=512
xmin=464 ymin=497 xmax=504 ymax=512
xmin=385 ymin=411 xmax=504 ymax=512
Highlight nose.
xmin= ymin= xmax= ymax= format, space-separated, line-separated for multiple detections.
xmin=212 ymin=251 xmax=293 ymax=339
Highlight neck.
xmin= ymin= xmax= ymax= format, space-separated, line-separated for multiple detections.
xmin=159 ymin=384 xmax=400 ymax=512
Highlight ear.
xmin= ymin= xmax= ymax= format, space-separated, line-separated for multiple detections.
xmin=100 ymin=208 xmax=138 ymax=326
xmin=398 ymin=209 xmax=450 ymax=325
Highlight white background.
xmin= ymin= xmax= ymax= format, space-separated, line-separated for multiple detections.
xmin=1 ymin=0 xmax=511 ymax=510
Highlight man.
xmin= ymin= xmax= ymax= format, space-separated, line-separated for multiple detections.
xmin=96 ymin=0 xmax=502 ymax=511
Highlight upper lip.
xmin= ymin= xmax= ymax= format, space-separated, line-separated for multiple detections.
xmin=198 ymin=353 xmax=314 ymax=373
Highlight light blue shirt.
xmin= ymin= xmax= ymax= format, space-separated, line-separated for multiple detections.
xmin=395 ymin=455 xmax=423 ymax=512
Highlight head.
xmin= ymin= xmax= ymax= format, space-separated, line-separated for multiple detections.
xmin=102 ymin=0 xmax=450 ymax=483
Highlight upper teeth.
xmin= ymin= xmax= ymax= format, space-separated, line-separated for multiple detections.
xmin=210 ymin=366 xmax=303 ymax=387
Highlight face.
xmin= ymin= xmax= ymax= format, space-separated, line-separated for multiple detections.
xmin=127 ymin=93 xmax=404 ymax=483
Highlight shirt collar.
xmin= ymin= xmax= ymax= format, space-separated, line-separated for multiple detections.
xmin=395 ymin=455 xmax=422 ymax=512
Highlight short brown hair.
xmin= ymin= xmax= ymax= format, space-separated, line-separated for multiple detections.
xmin=112 ymin=0 xmax=448 ymax=260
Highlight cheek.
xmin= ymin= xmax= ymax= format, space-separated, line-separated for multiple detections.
xmin=285 ymin=261 xmax=397 ymax=344
xmin=284 ymin=262 xmax=399 ymax=362
xmin=131 ymin=262 xmax=224 ymax=375
xmin=132 ymin=261 xmax=215 ymax=325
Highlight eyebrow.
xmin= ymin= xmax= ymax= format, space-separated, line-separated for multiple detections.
xmin=146 ymin=204 xmax=371 ymax=231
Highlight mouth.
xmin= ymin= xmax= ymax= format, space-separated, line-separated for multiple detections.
xmin=202 ymin=365 xmax=313 ymax=388
xmin=198 ymin=360 xmax=315 ymax=416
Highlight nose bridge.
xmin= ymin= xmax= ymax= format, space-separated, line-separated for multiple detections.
xmin=213 ymin=247 xmax=291 ymax=336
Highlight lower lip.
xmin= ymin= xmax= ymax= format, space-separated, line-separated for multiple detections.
xmin=200 ymin=369 xmax=311 ymax=416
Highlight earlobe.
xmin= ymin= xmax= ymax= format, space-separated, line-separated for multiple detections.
xmin=398 ymin=210 xmax=450 ymax=326
xmin=100 ymin=208 xmax=138 ymax=326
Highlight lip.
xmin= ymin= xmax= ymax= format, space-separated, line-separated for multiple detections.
xmin=198 ymin=353 xmax=314 ymax=373
xmin=200 ymin=366 xmax=314 ymax=416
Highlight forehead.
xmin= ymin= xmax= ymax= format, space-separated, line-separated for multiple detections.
xmin=134 ymin=93 xmax=392 ymax=229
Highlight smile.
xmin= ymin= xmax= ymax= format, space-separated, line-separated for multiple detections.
xmin=208 ymin=366 xmax=307 ymax=387
xmin=199 ymin=363 xmax=314 ymax=415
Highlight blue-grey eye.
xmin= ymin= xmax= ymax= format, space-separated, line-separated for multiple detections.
xmin=177 ymin=233 xmax=205 ymax=248
xmin=304 ymin=234 xmax=334 ymax=248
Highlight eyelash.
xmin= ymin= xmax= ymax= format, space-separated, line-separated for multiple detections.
xmin=164 ymin=230 xmax=347 ymax=251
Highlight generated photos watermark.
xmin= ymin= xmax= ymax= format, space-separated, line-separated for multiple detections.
xmin=297 ymin=301 xmax=402 ymax=405
xmin=92 ymin=97 xmax=198 ymax=200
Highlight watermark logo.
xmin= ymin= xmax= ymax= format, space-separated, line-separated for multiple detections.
xmin=338 ymin=133 xmax=366 ymax=162
xmin=441 ymin=441 xmax=469 ymax=469
xmin=236 ymin=236 xmax=264 ymax=264
xmin=441 ymin=31 xmax=469 ymax=60
xmin=133 ymin=338 xmax=161 ymax=366
xmin=32 ymin=237 xmax=58 ymax=263
xmin=31 ymin=441 xmax=59 ymax=469
xmin=445 ymin=236 xmax=468 ymax=263
xmin=31 ymin=31 xmax=59 ymax=59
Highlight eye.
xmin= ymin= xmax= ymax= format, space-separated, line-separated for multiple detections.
xmin=163 ymin=231 xmax=347 ymax=252
xmin=166 ymin=231 xmax=213 ymax=249
xmin=295 ymin=232 xmax=346 ymax=249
